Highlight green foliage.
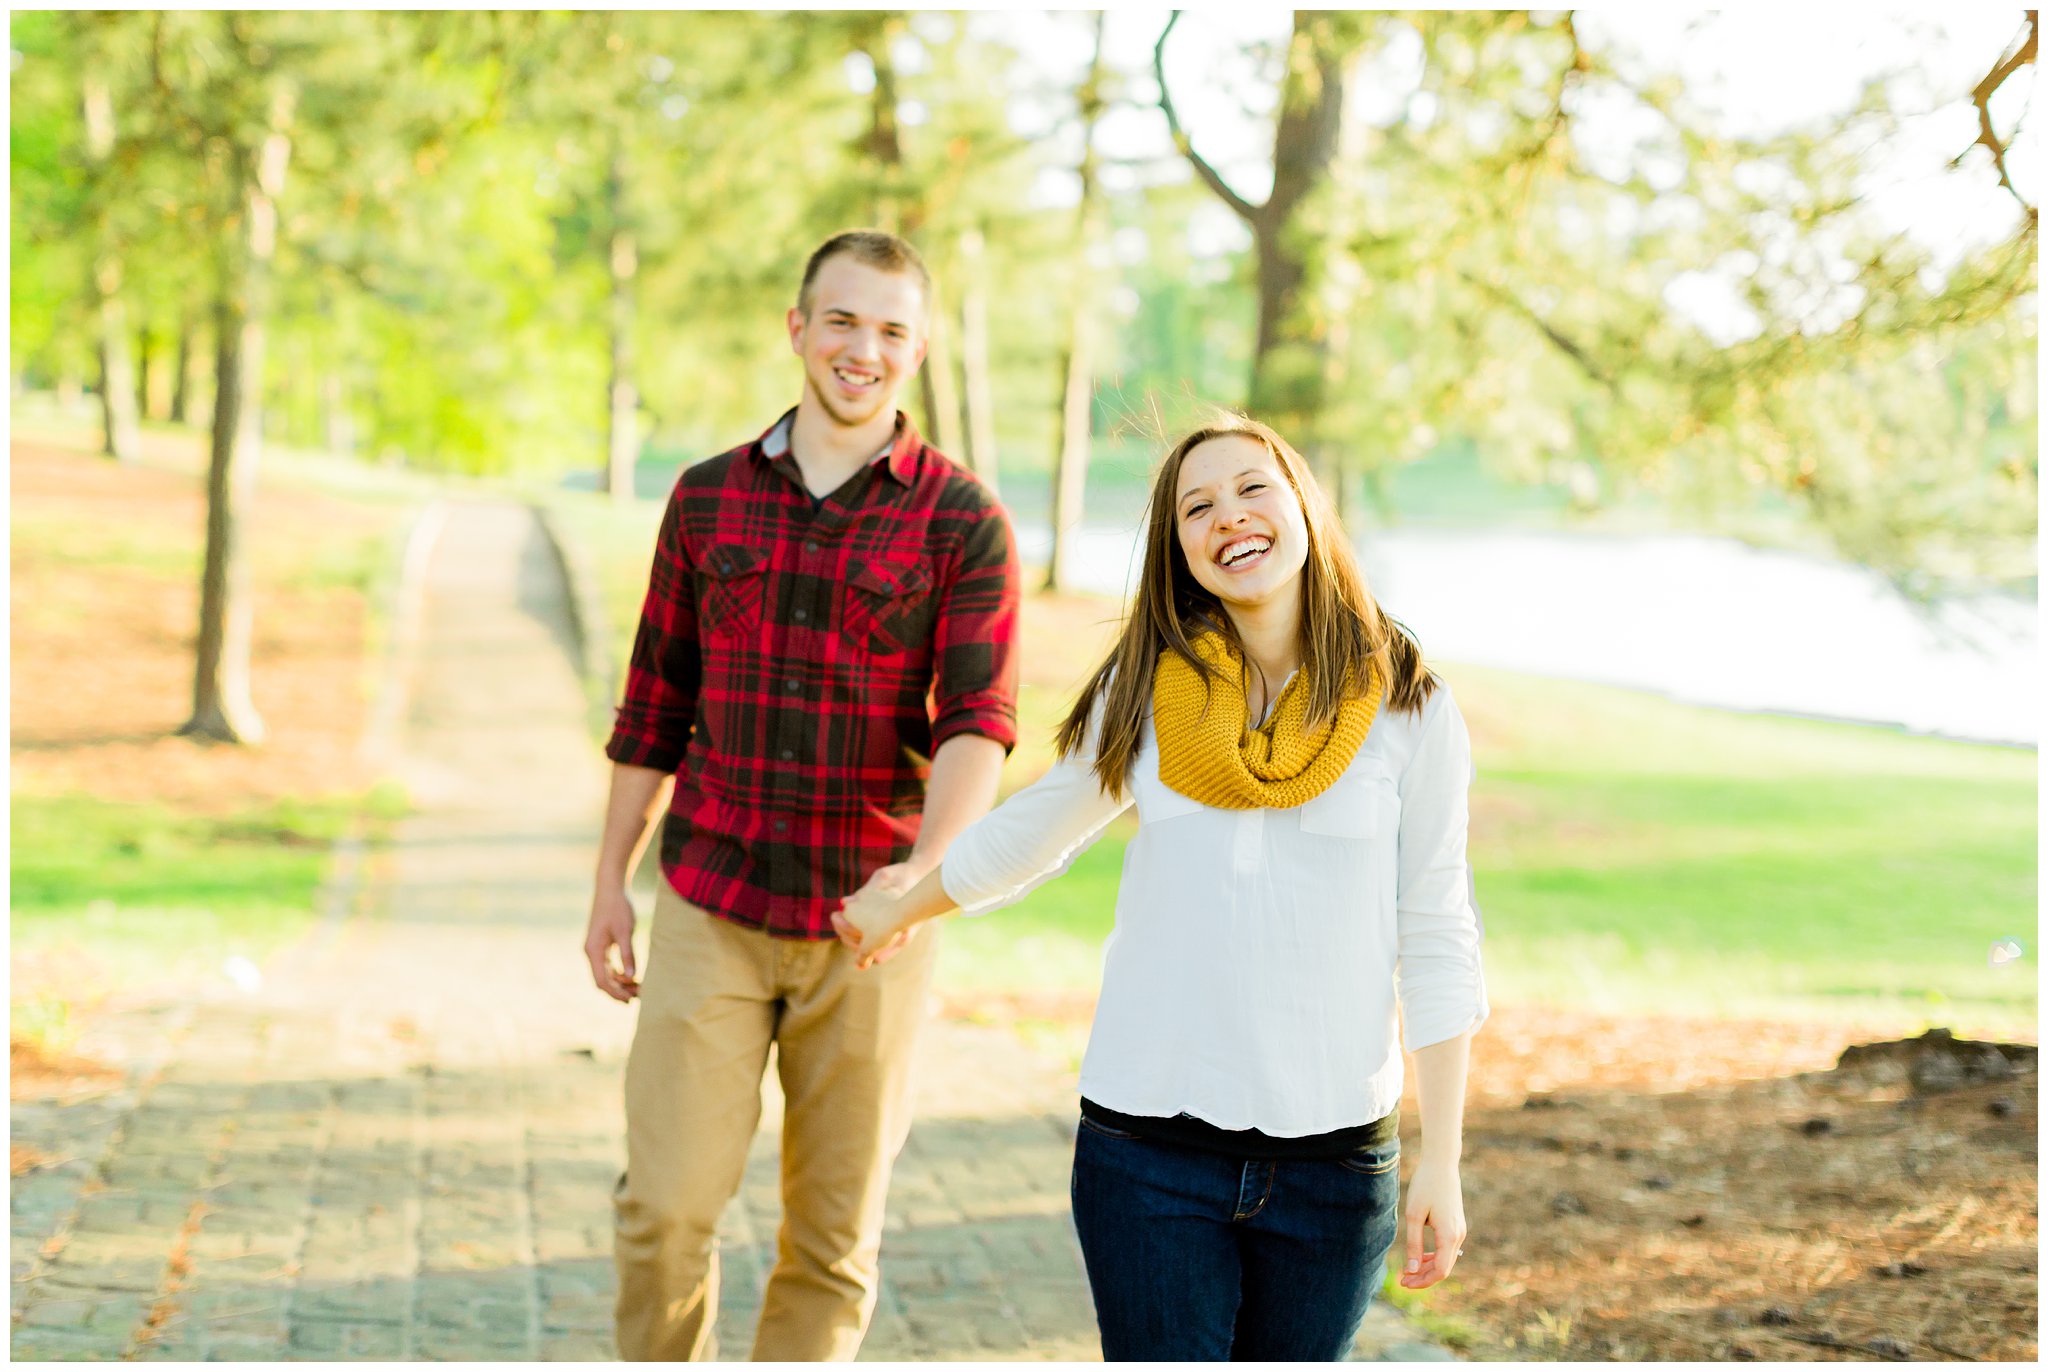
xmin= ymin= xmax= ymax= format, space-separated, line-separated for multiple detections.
xmin=8 ymin=10 xmax=2034 ymax=586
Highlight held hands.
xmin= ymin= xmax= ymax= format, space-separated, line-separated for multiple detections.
xmin=584 ymin=885 xmax=640 ymax=1002
xmin=830 ymin=862 xmax=923 ymax=970
xmin=1399 ymin=1153 xmax=1468 ymax=1290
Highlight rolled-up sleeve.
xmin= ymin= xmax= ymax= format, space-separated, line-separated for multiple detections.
xmin=942 ymin=705 xmax=1130 ymax=916
xmin=604 ymin=485 xmax=700 ymax=774
xmin=1393 ymin=688 xmax=1490 ymax=1051
xmin=929 ymin=501 xmax=1021 ymax=754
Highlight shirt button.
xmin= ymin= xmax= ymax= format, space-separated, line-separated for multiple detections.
xmin=805 ymin=540 xmax=820 ymax=554
xmin=780 ymin=749 xmax=795 ymax=761
xmin=785 ymin=678 xmax=801 ymax=693
xmin=773 ymin=819 xmax=789 ymax=833
xmin=793 ymin=608 xmax=808 ymax=622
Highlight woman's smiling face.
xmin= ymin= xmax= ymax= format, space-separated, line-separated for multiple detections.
xmin=1173 ymin=433 xmax=1311 ymax=614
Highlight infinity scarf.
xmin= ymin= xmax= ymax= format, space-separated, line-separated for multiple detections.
xmin=1152 ymin=631 xmax=1382 ymax=809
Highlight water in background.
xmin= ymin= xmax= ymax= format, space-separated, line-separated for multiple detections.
xmin=1013 ymin=521 xmax=2039 ymax=748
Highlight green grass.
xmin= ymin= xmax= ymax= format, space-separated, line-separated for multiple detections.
xmin=10 ymin=789 xmax=407 ymax=1020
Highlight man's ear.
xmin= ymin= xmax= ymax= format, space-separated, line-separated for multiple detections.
xmin=786 ymin=306 xmax=806 ymax=356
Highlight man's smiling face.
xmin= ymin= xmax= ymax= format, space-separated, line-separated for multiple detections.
xmin=787 ymin=256 xmax=928 ymax=429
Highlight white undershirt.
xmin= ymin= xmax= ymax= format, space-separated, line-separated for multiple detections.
xmin=940 ymin=683 xmax=1489 ymax=1136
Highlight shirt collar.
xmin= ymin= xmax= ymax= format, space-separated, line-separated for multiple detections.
xmin=755 ymin=408 xmax=921 ymax=488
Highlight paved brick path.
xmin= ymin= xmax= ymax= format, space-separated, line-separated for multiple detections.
xmin=11 ymin=499 xmax=1454 ymax=1362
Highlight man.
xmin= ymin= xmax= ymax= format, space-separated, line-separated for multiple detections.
xmin=584 ymin=230 xmax=1018 ymax=1361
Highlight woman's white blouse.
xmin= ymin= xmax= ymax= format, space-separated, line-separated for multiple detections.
xmin=940 ymin=684 xmax=1489 ymax=1137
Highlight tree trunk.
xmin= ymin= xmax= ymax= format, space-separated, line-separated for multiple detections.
xmin=1158 ymin=12 xmax=1352 ymax=453
xmin=1046 ymin=12 xmax=1110 ymax=593
xmin=183 ymin=289 xmax=265 ymax=744
xmin=862 ymin=17 xmax=905 ymax=234
xmin=920 ymin=286 xmax=965 ymax=457
xmin=1047 ymin=331 xmax=1095 ymax=594
xmin=84 ymin=71 xmax=141 ymax=463
xmin=94 ymin=270 xmax=143 ymax=462
xmin=856 ymin=17 xmax=964 ymax=452
xmin=321 ymin=371 xmax=353 ymax=456
xmin=135 ymin=323 xmax=157 ymax=420
xmin=182 ymin=84 xmax=293 ymax=746
xmin=957 ymin=227 xmax=999 ymax=491
xmin=604 ymin=140 xmax=639 ymax=503
xmin=170 ymin=312 xmax=194 ymax=424
xmin=1246 ymin=14 xmax=1350 ymax=444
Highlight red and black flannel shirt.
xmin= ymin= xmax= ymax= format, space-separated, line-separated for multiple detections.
xmin=605 ymin=409 xmax=1021 ymax=939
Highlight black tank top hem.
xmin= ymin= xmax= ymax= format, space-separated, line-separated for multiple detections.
xmin=1079 ymin=1096 xmax=1399 ymax=1161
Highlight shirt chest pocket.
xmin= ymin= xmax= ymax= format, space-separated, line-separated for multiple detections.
xmin=844 ymin=559 xmax=936 ymax=655
xmin=699 ymin=544 xmax=769 ymax=642
xmin=1297 ymin=769 xmax=1399 ymax=841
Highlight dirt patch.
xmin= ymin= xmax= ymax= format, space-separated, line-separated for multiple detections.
xmin=9 ymin=435 xmax=400 ymax=810
xmin=9 ymin=1034 xmax=123 ymax=1102
xmin=1431 ymin=1018 xmax=2038 ymax=1361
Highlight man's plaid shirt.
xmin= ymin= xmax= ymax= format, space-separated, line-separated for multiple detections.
xmin=605 ymin=409 xmax=1021 ymax=939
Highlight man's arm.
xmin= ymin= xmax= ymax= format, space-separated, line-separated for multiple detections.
xmin=847 ymin=733 xmax=1006 ymax=956
xmin=584 ymin=762 xmax=674 ymax=1002
xmin=852 ymin=489 xmax=1020 ymax=925
xmin=588 ymin=481 xmax=700 ymax=1001
xmin=907 ymin=733 xmax=1007 ymax=875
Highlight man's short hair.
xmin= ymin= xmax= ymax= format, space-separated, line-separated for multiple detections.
xmin=796 ymin=230 xmax=933 ymax=319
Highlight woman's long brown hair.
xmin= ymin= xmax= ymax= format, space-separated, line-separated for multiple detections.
xmin=1053 ymin=417 xmax=1437 ymax=800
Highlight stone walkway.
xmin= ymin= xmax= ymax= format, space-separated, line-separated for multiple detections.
xmin=10 ymin=498 xmax=1454 ymax=1362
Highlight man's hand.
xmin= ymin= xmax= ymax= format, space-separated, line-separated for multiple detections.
xmin=831 ymin=862 xmax=924 ymax=970
xmin=584 ymin=886 xmax=640 ymax=1002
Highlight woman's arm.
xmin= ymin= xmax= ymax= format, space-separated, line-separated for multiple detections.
xmin=1393 ymin=689 xmax=1490 ymax=1048
xmin=834 ymin=723 xmax=1131 ymax=965
xmin=1399 ymin=1028 xmax=1473 ymax=1289
xmin=1392 ymin=689 xmax=1488 ymax=1290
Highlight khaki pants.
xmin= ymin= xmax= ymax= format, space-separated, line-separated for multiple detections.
xmin=613 ymin=883 xmax=936 ymax=1361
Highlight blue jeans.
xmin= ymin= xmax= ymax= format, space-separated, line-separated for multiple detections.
xmin=1070 ymin=1116 xmax=1403 ymax=1361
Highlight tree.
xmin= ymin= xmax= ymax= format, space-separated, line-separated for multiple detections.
xmin=1045 ymin=11 xmax=1111 ymax=592
xmin=135 ymin=11 xmax=500 ymax=741
xmin=80 ymin=36 xmax=143 ymax=463
xmin=1155 ymin=10 xmax=1368 ymax=472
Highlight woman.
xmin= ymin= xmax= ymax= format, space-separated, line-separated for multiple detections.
xmin=834 ymin=418 xmax=1487 ymax=1361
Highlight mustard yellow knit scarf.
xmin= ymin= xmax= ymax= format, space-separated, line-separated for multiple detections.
xmin=1153 ymin=632 xmax=1382 ymax=809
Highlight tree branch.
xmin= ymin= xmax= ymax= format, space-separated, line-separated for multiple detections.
xmin=1458 ymin=269 xmax=1621 ymax=394
xmin=1153 ymin=11 xmax=1261 ymax=224
xmin=1958 ymin=10 xmax=2037 ymax=225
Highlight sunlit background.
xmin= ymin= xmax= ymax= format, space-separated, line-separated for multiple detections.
xmin=9 ymin=10 xmax=2039 ymax=1360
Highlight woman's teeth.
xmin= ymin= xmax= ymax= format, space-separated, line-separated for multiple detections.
xmin=1219 ymin=537 xmax=1271 ymax=568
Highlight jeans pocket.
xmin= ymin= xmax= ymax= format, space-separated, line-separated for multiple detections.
xmin=1336 ymin=1140 xmax=1401 ymax=1176
xmin=1077 ymin=1114 xmax=1145 ymax=1142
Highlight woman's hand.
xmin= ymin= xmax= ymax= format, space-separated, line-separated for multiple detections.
xmin=1398 ymin=1152 xmax=1467 ymax=1289
xmin=831 ymin=873 xmax=918 ymax=970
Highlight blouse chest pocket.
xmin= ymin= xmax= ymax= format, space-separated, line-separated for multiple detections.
xmin=1298 ymin=769 xmax=1399 ymax=841
xmin=1137 ymin=778 xmax=1204 ymax=826
xmin=699 ymin=544 xmax=769 ymax=642
xmin=844 ymin=559 xmax=936 ymax=655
